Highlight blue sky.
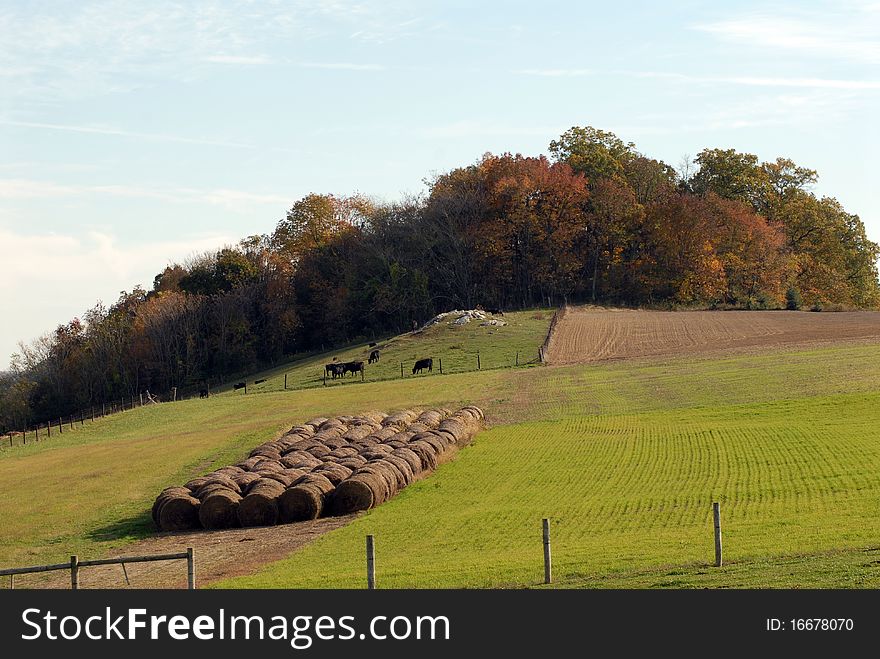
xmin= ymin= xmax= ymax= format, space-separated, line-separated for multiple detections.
xmin=1 ymin=0 xmax=879 ymax=365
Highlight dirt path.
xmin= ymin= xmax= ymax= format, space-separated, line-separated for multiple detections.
xmin=546 ymin=307 xmax=880 ymax=364
xmin=16 ymin=515 xmax=358 ymax=589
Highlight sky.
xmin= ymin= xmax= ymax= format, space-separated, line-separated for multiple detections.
xmin=1 ymin=0 xmax=879 ymax=366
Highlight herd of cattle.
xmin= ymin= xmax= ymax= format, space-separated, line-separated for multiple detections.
xmin=324 ymin=352 xmax=434 ymax=379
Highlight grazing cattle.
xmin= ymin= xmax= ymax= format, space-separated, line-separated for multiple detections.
xmin=486 ymin=307 xmax=504 ymax=315
xmin=254 ymin=379 xmax=266 ymax=385
xmin=369 ymin=349 xmax=380 ymax=364
xmin=343 ymin=360 xmax=365 ymax=377
xmin=412 ymin=357 xmax=433 ymax=375
xmin=233 ymin=382 xmax=246 ymax=391
xmin=325 ymin=363 xmax=345 ymax=379
xmin=369 ymin=342 xmax=378 ymax=347
xmin=199 ymin=389 xmax=209 ymax=399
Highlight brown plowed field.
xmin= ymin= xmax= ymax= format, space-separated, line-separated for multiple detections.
xmin=546 ymin=307 xmax=880 ymax=364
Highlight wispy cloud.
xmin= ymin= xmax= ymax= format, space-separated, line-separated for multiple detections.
xmin=0 ymin=119 xmax=253 ymax=148
xmin=516 ymin=68 xmax=594 ymax=77
xmin=695 ymin=8 xmax=880 ymax=63
xmin=202 ymin=54 xmax=272 ymax=65
xmin=296 ymin=61 xmax=386 ymax=71
xmin=0 ymin=178 xmax=291 ymax=211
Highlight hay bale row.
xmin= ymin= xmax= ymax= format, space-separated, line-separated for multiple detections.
xmin=153 ymin=406 xmax=482 ymax=531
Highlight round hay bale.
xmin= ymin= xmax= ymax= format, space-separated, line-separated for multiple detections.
xmin=321 ymin=436 xmax=351 ymax=450
xmin=391 ymin=447 xmax=422 ymax=474
xmin=383 ymin=455 xmax=414 ymax=488
xmin=232 ymin=472 xmax=261 ymax=490
xmin=278 ymin=478 xmax=336 ymax=522
xmin=358 ymin=462 xmax=398 ymax=501
xmin=262 ymin=471 xmax=300 ymax=487
xmin=293 ymin=472 xmax=335 ymax=490
xmin=195 ymin=474 xmax=240 ymax=493
xmin=198 ymin=489 xmax=242 ymax=529
xmin=157 ymin=495 xmax=200 ymax=531
xmin=314 ymin=427 xmax=346 ymax=441
xmin=386 ymin=430 xmax=416 ymax=444
xmin=416 ymin=410 xmax=443 ymax=428
xmin=338 ymin=455 xmax=368 ymax=470
xmin=318 ymin=418 xmax=345 ymax=431
xmin=360 ymin=449 xmax=392 ymax=462
xmin=253 ymin=459 xmax=284 ymax=473
xmin=236 ymin=456 xmax=263 ymax=471
xmin=405 ymin=421 xmax=430 ymax=434
xmin=152 ymin=487 xmax=191 ymax=525
xmin=287 ymin=424 xmax=314 ymax=436
xmin=342 ymin=425 xmax=377 ymax=441
xmin=438 ymin=418 xmax=468 ymax=441
xmin=284 ymin=438 xmax=322 ymax=452
xmin=367 ymin=427 xmax=398 ymax=442
xmin=307 ymin=445 xmax=331 ymax=460
xmin=433 ymin=429 xmax=458 ymax=448
xmin=237 ymin=479 xmax=286 ymax=527
xmin=311 ymin=462 xmax=353 ymax=485
xmin=195 ymin=482 xmax=241 ymax=501
xmin=215 ymin=465 xmax=244 ymax=477
xmin=329 ymin=475 xmax=378 ymax=514
xmin=361 ymin=410 xmax=387 ymax=425
xmin=386 ymin=440 xmax=408 ymax=449
xmin=408 ymin=441 xmax=439 ymax=471
xmin=305 ymin=417 xmax=330 ymax=430
xmin=329 ymin=446 xmax=359 ymax=459
xmin=249 ymin=446 xmax=282 ymax=460
xmin=184 ymin=477 xmax=210 ymax=492
xmin=460 ymin=405 xmax=484 ymax=420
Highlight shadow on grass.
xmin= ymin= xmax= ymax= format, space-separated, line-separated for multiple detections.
xmin=86 ymin=510 xmax=155 ymax=544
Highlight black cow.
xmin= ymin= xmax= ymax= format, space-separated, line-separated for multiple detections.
xmin=486 ymin=307 xmax=504 ymax=315
xmin=325 ymin=363 xmax=344 ymax=379
xmin=233 ymin=382 xmax=246 ymax=391
xmin=254 ymin=378 xmax=266 ymax=385
xmin=343 ymin=360 xmax=364 ymax=377
xmin=368 ymin=342 xmax=378 ymax=347
xmin=369 ymin=349 xmax=380 ymax=364
xmin=199 ymin=389 xmax=209 ymax=399
xmin=412 ymin=358 xmax=433 ymax=375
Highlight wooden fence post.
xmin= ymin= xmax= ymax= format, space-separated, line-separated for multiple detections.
xmin=323 ymin=371 xmax=326 ymax=387
xmin=284 ymin=374 xmax=288 ymax=390
xmin=516 ymin=351 xmax=519 ymax=367
xmin=439 ymin=358 xmax=443 ymax=374
xmin=70 ymin=555 xmax=79 ymax=590
xmin=8 ymin=574 xmax=12 ymax=590
xmin=477 ymin=352 xmax=481 ymax=370
xmin=47 ymin=421 xmax=51 ymax=438
xmin=58 ymin=418 xmax=63 ymax=434
xmin=80 ymin=412 xmax=84 ymax=426
xmin=400 ymin=362 xmax=404 ymax=379
xmin=101 ymin=403 xmax=105 ymax=417
xmin=69 ymin=416 xmax=74 ymax=430
xmin=366 ymin=535 xmax=376 ymax=590
xmin=139 ymin=393 xmax=144 ymax=406
xmin=542 ymin=518 xmax=552 ymax=584
xmin=713 ymin=502 xmax=723 ymax=567
xmin=187 ymin=547 xmax=195 ymax=590
xmin=361 ymin=367 xmax=364 ymax=382
xmin=243 ymin=383 xmax=247 ymax=395
xmin=172 ymin=387 xmax=177 ymax=402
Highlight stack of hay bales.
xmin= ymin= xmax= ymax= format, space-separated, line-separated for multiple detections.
xmin=152 ymin=405 xmax=483 ymax=532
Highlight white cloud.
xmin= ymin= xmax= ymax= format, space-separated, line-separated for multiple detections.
xmin=695 ymin=9 xmax=880 ymax=63
xmin=0 ymin=228 xmax=234 ymax=365
xmin=0 ymin=119 xmax=253 ymax=149
xmin=0 ymin=178 xmax=291 ymax=211
xmin=296 ymin=61 xmax=386 ymax=71
xmin=516 ymin=68 xmax=595 ymax=77
xmin=202 ymin=54 xmax=272 ymax=65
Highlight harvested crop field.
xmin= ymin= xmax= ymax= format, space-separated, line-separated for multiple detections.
xmin=546 ymin=307 xmax=880 ymax=364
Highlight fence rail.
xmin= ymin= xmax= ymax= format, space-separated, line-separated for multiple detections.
xmin=1 ymin=548 xmax=195 ymax=590
xmin=538 ymin=305 xmax=566 ymax=363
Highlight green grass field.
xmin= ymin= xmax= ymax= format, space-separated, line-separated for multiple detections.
xmin=214 ymin=309 xmax=552 ymax=395
xmin=1 ymin=310 xmax=879 ymax=589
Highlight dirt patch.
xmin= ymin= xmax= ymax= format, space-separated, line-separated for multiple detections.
xmin=15 ymin=515 xmax=357 ymax=589
xmin=547 ymin=308 xmax=880 ymax=365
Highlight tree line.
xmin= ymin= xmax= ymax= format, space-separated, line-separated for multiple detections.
xmin=2 ymin=126 xmax=878 ymax=431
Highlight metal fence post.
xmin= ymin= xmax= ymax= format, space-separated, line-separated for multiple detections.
xmin=366 ymin=535 xmax=376 ymax=590
xmin=187 ymin=547 xmax=195 ymax=590
xmin=542 ymin=518 xmax=552 ymax=584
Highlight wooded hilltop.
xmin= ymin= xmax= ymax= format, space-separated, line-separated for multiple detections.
xmin=2 ymin=126 xmax=878 ymax=429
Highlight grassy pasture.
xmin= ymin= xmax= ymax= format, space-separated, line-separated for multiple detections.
xmin=215 ymin=309 xmax=552 ymax=395
xmin=214 ymin=389 xmax=880 ymax=588
xmin=1 ymin=316 xmax=878 ymax=588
